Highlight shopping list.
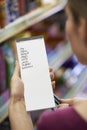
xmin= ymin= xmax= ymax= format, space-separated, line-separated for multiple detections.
xmin=16 ymin=36 xmax=55 ymax=111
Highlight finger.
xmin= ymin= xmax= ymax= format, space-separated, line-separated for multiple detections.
xmin=13 ymin=60 xmax=20 ymax=77
xmin=58 ymin=103 xmax=69 ymax=109
xmin=52 ymin=81 xmax=56 ymax=89
xmin=50 ymin=72 xmax=54 ymax=80
xmin=49 ymin=67 xmax=53 ymax=72
xmin=60 ymin=99 xmax=74 ymax=106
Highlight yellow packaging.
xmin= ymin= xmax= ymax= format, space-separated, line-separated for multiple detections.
xmin=0 ymin=0 xmax=6 ymax=28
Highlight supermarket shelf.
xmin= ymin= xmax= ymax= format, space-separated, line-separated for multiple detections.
xmin=49 ymin=42 xmax=73 ymax=71
xmin=0 ymin=100 xmax=9 ymax=123
xmin=64 ymin=68 xmax=87 ymax=98
xmin=0 ymin=0 xmax=67 ymax=44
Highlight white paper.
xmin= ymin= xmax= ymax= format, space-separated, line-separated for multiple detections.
xmin=16 ymin=36 xmax=55 ymax=111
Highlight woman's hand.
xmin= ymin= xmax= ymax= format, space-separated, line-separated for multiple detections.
xmin=10 ymin=61 xmax=24 ymax=103
xmin=10 ymin=65 xmax=55 ymax=103
xmin=60 ymin=97 xmax=87 ymax=106
xmin=49 ymin=67 xmax=56 ymax=90
xmin=58 ymin=97 xmax=87 ymax=110
xmin=9 ymin=61 xmax=33 ymax=130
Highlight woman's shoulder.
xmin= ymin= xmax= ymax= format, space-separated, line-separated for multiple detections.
xmin=37 ymin=107 xmax=87 ymax=130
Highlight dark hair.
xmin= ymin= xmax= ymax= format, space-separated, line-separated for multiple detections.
xmin=66 ymin=0 xmax=87 ymax=24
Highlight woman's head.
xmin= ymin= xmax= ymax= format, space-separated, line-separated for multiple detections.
xmin=65 ymin=0 xmax=87 ymax=65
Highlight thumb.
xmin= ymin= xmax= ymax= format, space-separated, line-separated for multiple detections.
xmin=58 ymin=103 xmax=69 ymax=109
xmin=60 ymin=98 xmax=74 ymax=106
xmin=13 ymin=60 xmax=20 ymax=77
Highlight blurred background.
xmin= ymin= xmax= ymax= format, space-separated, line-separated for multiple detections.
xmin=0 ymin=0 xmax=87 ymax=129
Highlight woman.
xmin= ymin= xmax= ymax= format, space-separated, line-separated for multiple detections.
xmin=9 ymin=0 xmax=87 ymax=130
xmin=37 ymin=0 xmax=87 ymax=130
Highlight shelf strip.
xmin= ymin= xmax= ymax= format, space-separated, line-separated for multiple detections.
xmin=64 ymin=68 xmax=87 ymax=98
xmin=49 ymin=42 xmax=73 ymax=71
xmin=0 ymin=0 xmax=67 ymax=43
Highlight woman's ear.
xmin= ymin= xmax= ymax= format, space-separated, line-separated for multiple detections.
xmin=78 ymin=18 xmax=87 ymax=43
